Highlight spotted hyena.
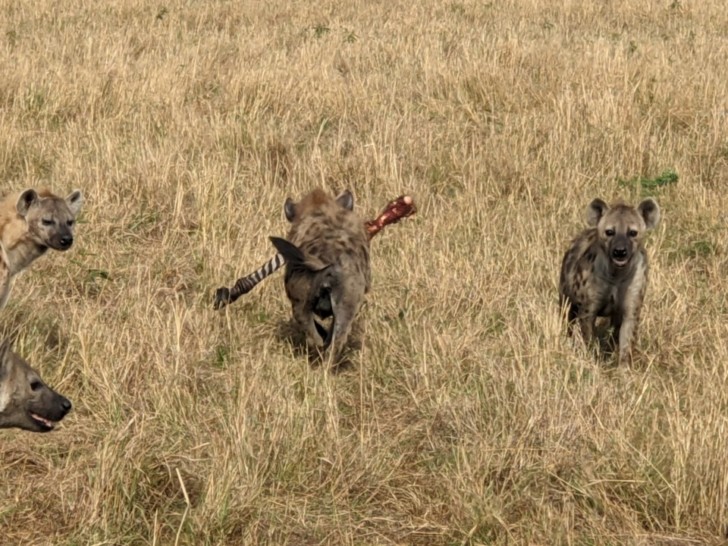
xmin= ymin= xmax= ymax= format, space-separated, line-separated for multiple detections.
xmin=559 ymin=197 xmax=660 ymax=365
xmin=270 ymin=188 xmax=370 ymax=360
xmin=0 ymin=188 xmax=83 ymax=308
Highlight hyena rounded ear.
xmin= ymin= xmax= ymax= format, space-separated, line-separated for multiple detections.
xmin=638 ymin=198 xmax=660 ymax=230
xmin=336 ymin=190 xmax=354 ymax=211
xmin=15 ymin=189 xmax=38 ymax=217
xmin=65 ymin=190 xmax=84 ymax=216
xmin=586 ymin=198 xmax=609 ymax=226
xmin=284 ymin=198 xmax=296 ymax=222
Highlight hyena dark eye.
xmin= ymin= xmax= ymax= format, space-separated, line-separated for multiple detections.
xmin=41 ymin=218 xmax=54 ymax=226
xmin=67 ymin=220 xmax=74 ymax=227
xmin=605 ymin=228 xmax=615 ymax=237
xmin=30 ymin=380 xmax=42 ymax=391
xmin=628 ymin=229 xmax=638 ymax=237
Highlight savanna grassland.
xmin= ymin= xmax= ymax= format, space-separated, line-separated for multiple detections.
xmin=1 ymin=0 xmax=728 ymax=544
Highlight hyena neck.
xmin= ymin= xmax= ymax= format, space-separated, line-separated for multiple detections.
xmin=1 ymin=234 xmax=46 ymax=275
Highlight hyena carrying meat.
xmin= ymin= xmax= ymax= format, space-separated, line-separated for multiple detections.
xmin=270 ymin=188 xmax=370 ymax=359
xmin=0 ymin=188 xmax=83 ymax=309
xmin=559 ymin=197 xmax=660 ymax=366
xmin=0 ymin=339 xmax=72 ymax=432
xmin=213 ymin=195 xmax=416 ymax=309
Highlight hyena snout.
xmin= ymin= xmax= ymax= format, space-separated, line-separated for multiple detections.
xmin=612 ymin=247 xmax=627 ymax=259
xmin=51 ymin=232 xmax=74 ymax=251
xmin=611 ymin=236 xmax=630 ymax=261
xmin=42 ymin=392 xmax=73 ymax=421
xmin=28 ymin=388 xmax=73 ymax=432
xmin=57 ymin=394 xmax=73 ymax=415
xmin=58 ymin=236 xmax=73 ymax=249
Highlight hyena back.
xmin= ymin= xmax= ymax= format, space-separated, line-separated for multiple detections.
xmin=271 ymin=188 xmax=370 ymax=358
xmin=0 ymin=339 xmax=72 ymax=432
xmin=0 ymin=188 xmax=83 ymax=308
xmin=559 ymin=197 xmax=660 ymax=366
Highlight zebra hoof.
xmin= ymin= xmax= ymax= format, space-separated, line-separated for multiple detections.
xmin=213 ymin=287 xmax=231 ymax=310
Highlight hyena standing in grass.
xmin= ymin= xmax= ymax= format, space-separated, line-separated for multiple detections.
xmin=559 ymin=197 xmax=660 ymax=366
xmin=270 ymin=188 xmax=370 ymax=360
xmin=0 ymin=339 xmax=72 ymax=432
xmin=0 ymin=188 xmax=83 ymax=308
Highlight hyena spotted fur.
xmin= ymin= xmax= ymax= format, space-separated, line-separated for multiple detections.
xmin=0 ymin=188 xmax=83 ymax=308
xmin=559 ymin=197 xmax=660 ymax=366
xmin=270 ymin=188 xmax=370 ymax=359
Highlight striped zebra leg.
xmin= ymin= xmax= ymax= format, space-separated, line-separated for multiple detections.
xmin=214 ymin=253 xmax=286 ymax=309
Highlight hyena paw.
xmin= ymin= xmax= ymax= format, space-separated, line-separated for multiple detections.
xmin=213 ymin=287 xmax=231 ymax=310
xmin=618 ymin=350 xmax=633 ymax=367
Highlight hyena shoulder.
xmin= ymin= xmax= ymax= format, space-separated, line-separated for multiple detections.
xmin=560 ymin=228 xmax=601 ymax=298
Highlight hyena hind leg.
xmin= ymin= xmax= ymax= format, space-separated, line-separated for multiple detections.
xmin=326 ymin=292 xmax=363 ymax=360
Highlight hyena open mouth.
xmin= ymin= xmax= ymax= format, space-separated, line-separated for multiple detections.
xmin=610 ymin=245 xmax=630 ymax=268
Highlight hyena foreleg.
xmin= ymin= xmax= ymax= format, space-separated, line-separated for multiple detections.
xmin=616 ymin=272 xmax=647 ymax=366
xmin=578 ymin=310 xmax=597 ymax=345
xmin=616 ymin=309 xmax=639 ymax=366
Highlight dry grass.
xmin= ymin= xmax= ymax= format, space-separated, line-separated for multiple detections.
xmin=1 ymin=0 xmax=727 ymax=544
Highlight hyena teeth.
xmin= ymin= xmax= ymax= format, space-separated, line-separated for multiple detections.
xmin=31 ymin=413 xmax=54 ymax=428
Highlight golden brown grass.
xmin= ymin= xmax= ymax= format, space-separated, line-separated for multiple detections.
xmin=1 ymin=0 xmax=728 ymax=544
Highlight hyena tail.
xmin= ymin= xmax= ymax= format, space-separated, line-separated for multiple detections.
xmin=270 ymin=236 xmax=341 ymax=349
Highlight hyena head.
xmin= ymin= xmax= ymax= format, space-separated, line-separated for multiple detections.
xmin=16 ymin=189 xmax=83 ymax=251
xmin=587 ymin=197 xmax=660 ymax=268
xmin=0 ymin=339 xmax=72 ymax=433
xmin=283 ymin=188 xmax=354 ymax=223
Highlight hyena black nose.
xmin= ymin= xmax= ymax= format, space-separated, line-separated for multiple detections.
xmin=59 ymin=236 xmax=73 ymax=248
xmin=612 ymin=247 xmax=628 ymax=259
xmin=61 ymin=397 xmax=72 ymax=413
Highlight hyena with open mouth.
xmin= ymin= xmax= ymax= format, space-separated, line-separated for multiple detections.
xmin=560 ymin=198 xmax=660 ymax=366
xmin=0 ymin=339 xmax=72 ymax=432
xmin=270 ymin=188 xmax=371 ymax=360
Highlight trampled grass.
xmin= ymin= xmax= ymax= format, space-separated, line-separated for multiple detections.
xmin=1 ymin=0 xmax=728 ymax=544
